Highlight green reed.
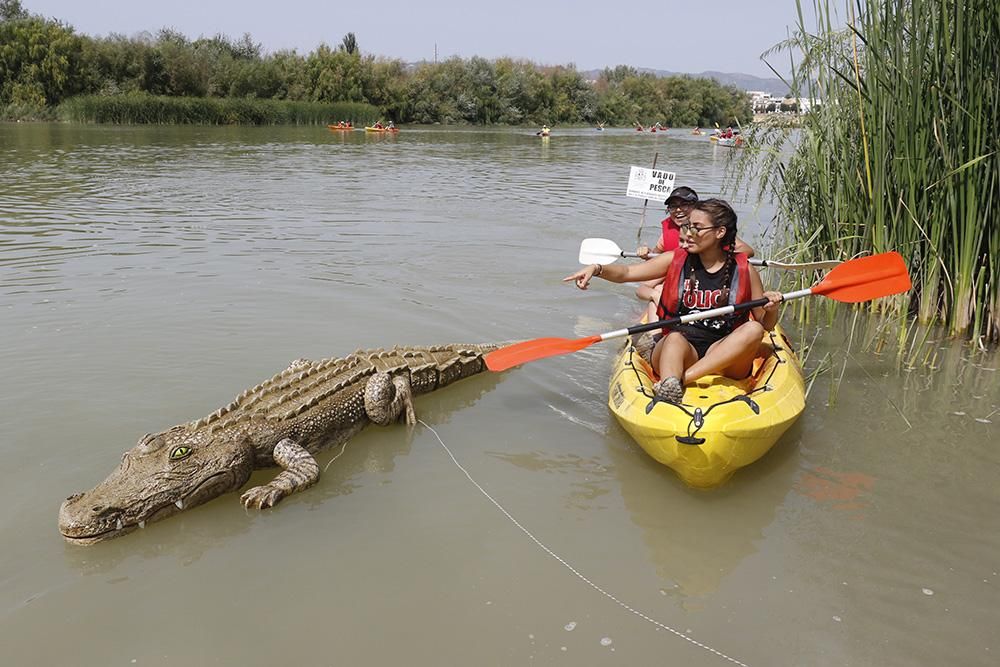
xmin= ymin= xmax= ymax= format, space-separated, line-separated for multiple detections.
xmin=730 ymin=0 xmax=999 ymax=344
xmin=58 ymin=93 xmax=379 ymax=126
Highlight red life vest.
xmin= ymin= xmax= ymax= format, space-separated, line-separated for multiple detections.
xmin=656 ymin=248 xmax=753 ymax=334
xmin=659 ymin=215 xmax=681 ymax=251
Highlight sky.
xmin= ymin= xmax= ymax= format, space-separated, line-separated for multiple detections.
xmin=24 ymin=0 xmax=807 ymax=78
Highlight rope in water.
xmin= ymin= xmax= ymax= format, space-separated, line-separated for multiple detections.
xmin=419 ymin=419 xmax=749 ymax=667
xmin=322 ymin=440 xmax=350 ymax=472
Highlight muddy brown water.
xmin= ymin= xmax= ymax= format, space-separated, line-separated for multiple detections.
xmin=2 ymin=123 xmax=998 ymax=666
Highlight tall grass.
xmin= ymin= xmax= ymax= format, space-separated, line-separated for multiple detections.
xmin=731 ymin=0 xmax=999 ymax=344
xmin=58 ymin=93 xmax=379 ymax=126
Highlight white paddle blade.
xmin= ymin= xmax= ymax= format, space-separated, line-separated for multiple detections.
xmin=578 ymin=238 xmax=625 ymax=265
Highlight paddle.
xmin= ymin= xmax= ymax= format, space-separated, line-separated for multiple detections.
xmin=578 ymin=237 xmax=843 ymax=271
xmin=485 ymin=252 xmax=911 ymax=371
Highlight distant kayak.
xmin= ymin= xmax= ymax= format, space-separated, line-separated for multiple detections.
xmin=365 ymin=126 xmax=399 ymax=133
xmin=327 ymin=125 xmax=353 ymax=131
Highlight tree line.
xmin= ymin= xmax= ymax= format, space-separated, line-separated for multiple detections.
xmin=0 ymin=1 xmax=752 ymax=125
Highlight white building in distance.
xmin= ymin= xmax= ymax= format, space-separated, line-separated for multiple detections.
xmin=748 ymin=90 xmax=819 ymax=114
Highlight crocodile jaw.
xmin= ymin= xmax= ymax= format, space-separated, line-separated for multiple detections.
xmin=58 ymin=432 xmax=255 ymax=545
xmin=58 ymin=468 xmax=248 ymax=544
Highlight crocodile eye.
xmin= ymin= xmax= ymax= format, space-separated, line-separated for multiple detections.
xmin=170 ymin=446 xmax=192 ymax=461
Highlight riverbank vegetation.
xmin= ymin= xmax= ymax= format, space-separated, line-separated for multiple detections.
xmin=732 ymin=0 xmax=998 ymax=345
xmin=60 ymin=94 xmax=377 ymax=125
xmin=0 ymin=1 xmax=750 ymax=126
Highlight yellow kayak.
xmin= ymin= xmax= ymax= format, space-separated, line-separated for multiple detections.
xmin=608 ymin=324 xmax=804 ymax=487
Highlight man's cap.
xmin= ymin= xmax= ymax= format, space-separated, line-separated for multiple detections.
xmin=665 ymin=186 xmax=699 ymax=206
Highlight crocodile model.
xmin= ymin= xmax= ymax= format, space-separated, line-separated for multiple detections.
xmin=59 ymin=343 xmax=499 ymax=545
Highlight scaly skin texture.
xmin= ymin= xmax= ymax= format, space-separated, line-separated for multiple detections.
xmin=58 ymin=343 xmax=499 ymax=545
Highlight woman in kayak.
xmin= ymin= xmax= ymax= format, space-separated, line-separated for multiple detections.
xmin=635 ymin=187 xmax=755 ymax=321
xmin=564 ymin=198 xmax=783 ymax=404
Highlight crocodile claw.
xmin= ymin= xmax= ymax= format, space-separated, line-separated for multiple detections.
xmin=240 ymin=485 xmax=284 ymax=510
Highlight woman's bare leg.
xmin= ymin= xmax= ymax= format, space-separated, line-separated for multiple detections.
xmin=635 ymin=276 xmax=665 ymax=302
xmin=650 ymin=332 xmax=698 ymax=403
xmin=643 ymin=284 xmax=664 ymax=322
xmin=652 ymin=332 xmax=698 ymax=383
xmin=681 ymin=321 xmax=765 ymax=384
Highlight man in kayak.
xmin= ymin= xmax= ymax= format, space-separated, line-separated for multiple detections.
xmin=635 ymin=187 xmax=755 ymax=321
xmin=565 ymin=199 xmax=783 ymax=404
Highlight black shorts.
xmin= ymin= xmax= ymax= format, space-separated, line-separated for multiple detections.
xmin=660 ymin=327 xmax=722 ymax=360
xmin=689 ymin=337 xmax=715 ymax=359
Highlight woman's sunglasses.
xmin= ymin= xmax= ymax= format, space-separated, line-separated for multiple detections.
xmin=677 ymin=223 xmax=718 ymax=235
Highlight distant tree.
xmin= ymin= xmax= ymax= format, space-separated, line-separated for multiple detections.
xmin=0 ymin=0 xmax=28 ymax=21
xmin=602 ymin=65 xmax=638 ymax=84
xmin=363 ymin=57 xmax=406 ymax=117
xmin=0 ymin=14 xmax=85 ymax=105
xmin=307 ymin=44 xmax=363 ymax=102
xmin=232 ymin=32 xmax=262 ymax=60
xmin=269 ymin=49 xmax=310 ymax=100
xmin=340 ymin=32 xmax=358 ymax=55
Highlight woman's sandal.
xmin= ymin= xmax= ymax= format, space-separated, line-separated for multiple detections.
xmin=653 ymin=376 xmax=684 ymax=404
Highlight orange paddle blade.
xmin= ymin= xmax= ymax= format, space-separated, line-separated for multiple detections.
xmin=485 ymin=335 xmax=603 ymax=372
xmin=812 ymin=251 xmax=911 ymax=303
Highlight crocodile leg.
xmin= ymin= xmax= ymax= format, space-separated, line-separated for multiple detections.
xmin=240 ymin=438 xmax=320 ymax=509
xmin=364 ymin=373 xmax=416 ymax=426
xmin=394 ymin=375 xmax=417 ymax=425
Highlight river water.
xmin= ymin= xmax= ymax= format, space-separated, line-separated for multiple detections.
xmin=1 ymin=123 xmax=998 ymax=666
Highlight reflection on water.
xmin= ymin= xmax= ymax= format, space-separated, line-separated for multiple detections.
xmin=794 ymin=466 xmax=875 ymax=517
xmin=489 ymin=451 xmax=614 ymax=512
xmin=609 ymin=418 xmax=802 ymax=604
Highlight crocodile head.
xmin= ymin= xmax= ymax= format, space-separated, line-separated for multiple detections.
xmin=58 ymin=425 xmax=255 ymax=545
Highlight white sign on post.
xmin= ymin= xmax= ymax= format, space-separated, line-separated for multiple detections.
xmin=626 ymin=167 xmax=676 ymax=200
